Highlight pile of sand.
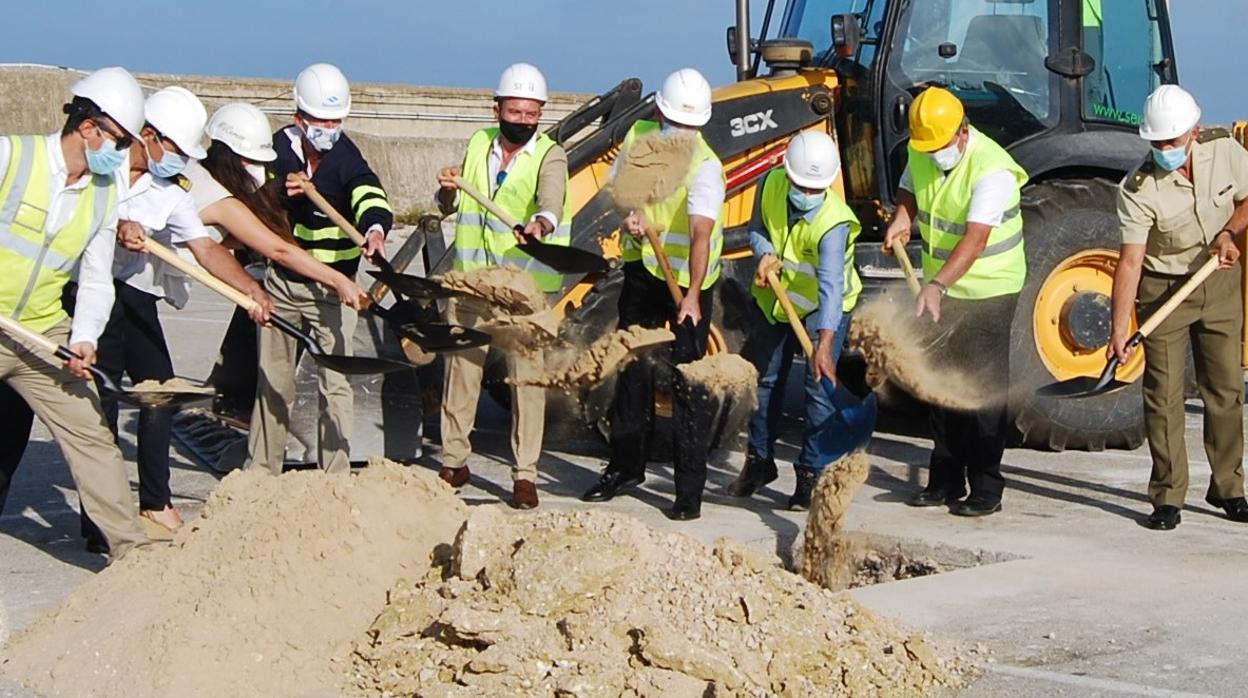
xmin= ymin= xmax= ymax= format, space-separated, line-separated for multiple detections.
xmin=0 ymin=463 xmax=468 ymax=698
xmin=347 ymin=507 xmax=964 ymax=697
xmin=848 ymin=293 xmax=998 ymax=411
xmin=799 ymin=452 xmax=873 ymax=590
xmin=609 ymin=132 xmax=697 ymax=211
xmin=515 ymin=325 xmax=674 ymax=389
xmin=436 ymin=267 xmax=546 ymax=315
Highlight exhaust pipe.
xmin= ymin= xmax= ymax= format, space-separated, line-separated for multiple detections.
xmin=735 ymin=0 xmax=752 ymax=82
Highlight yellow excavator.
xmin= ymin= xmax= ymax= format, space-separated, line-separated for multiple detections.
xmin=418 ymin=0 xmax=1244 ymax=453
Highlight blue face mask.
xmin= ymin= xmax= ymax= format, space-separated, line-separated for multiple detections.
xmin=1151 ymin=144 xmax=1190 ymax=172
xmin=147 ymin=144 xmax=190 ymax=179
xmin=788 ymin=188 xmax=825 ymax=212
xmin=85 ymin=138 xmax=126 ymax=175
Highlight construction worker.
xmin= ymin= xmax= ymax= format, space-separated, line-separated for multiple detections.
xmin=581 ymin=68 xmax=725 ymax=521
xmin=434 ymin=63 xmax=571 ymax=509
xmin=1109 ymin=85 xmax=1248 ymax=530
xmin=0 ymin=67 xmax=149 ymax=558
xmin=883 ymin=86 xmax=1028 ymax=517
xmin=247 ymin=63 xmax=394 ymax=476
xmin=729 ymin=131 xmax=862 ymax=510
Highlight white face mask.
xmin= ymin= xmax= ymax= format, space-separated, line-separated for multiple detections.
xmin=301 ymin=123 xmax=342 ymax=152
xmin=244 ymin=162 xmax=267 ymax=187
xmin=929 ymin=138 xmax=965 ymax=171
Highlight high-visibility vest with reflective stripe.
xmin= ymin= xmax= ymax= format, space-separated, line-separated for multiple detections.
xmin=752 ymin=168 xmax=862 ymax=324
xmin=0 ymin=135 xmax=116 ymax=332
xmin=619 ymin=120 xmax=724 ymax=291
xmin=908 ymin=128 xmax=1027 ymax=300
xmin=291 ymin=178 xmax=394 ymax=265
xmin=454 ymin=128 xmax=572 ymax=293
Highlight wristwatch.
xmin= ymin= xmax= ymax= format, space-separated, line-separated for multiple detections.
xmin=929 ymin=280 xmax=949 ymax=296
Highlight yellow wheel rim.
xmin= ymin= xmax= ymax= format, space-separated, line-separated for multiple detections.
xmin=1032 ymin=249 xmax=1145 ymax=383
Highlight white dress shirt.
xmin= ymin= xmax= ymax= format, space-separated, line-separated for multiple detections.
xmin=898 ymin=132 xmax=1017 ymax=226
xmin=114 ymin=171 xmax=211 ymax=309
xmin=0 ymin=134 xmax=120 ymax=347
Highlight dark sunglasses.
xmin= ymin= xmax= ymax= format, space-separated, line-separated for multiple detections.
xmin=92 ymin=119 xmax=133 ymax=151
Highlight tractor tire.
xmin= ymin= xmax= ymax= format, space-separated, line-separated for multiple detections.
xmin=1009 ymin=178 xmax=1145 ymax=451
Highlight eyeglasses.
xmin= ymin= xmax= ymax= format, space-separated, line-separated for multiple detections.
xmin=92 ymin=119 xmax=133 ymax=151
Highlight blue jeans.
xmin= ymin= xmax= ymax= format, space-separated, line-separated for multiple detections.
xmin=744 ymin=310 xmax=851 ymax=472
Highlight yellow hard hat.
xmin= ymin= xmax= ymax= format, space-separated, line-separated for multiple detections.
xmin=909 ymin=87 xmax=965 ymax=152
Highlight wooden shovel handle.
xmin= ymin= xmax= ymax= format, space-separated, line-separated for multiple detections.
xmin=142 ymin=238 xmax=261 ymax=311
xmin=891 ymin=238 xmax=922 ymax=297
xmin=764 ymin=268 xmax=815 ymax=361
xmin=643 ymin=227 xmax=685 ymax=306
xmin=291 ymin=174 xmax=369 ymax=247
xmin=0 ymin=312 xmax=62 ymax=355
xmin=1138 ymin=255 xmax=1221 ymax=338
xmin=452 ymin=176 xmax=522 ymax=230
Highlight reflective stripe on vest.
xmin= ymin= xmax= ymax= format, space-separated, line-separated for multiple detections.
xmin=619 ymin=120 xmax=724 ymax=291
xmin=751 ymin=168 xmax=862 ymax=324
xmin=0 ymin=135 xmax=115 ymax=331
xmin=909 ymin=128 xmax=1028 ymax=300
xmin=453 ymin=128 xmax=572 ymax=293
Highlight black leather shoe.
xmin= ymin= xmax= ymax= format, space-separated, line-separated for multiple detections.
xmin=582 ymin=470 xmax=644 ymax=502
xmin=1206 ymin=495 xmax=1248 ymax=523
xmin=1145 ymin=505 xmax=1182 ymax=530
xmin=726 ymin=451 xmax=778 ymax=498
xmin=665 ymin=502 xmax=701 ymax=521
xmin=907 ymin=487 xmax=966 ymax=508
xmin=787 ymin=468 xmax=819 ymax=511
xmin=951 ymin=497 xmax=1002 ymax=517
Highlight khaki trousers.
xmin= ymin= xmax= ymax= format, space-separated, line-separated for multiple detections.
xmin=0 ymin=322 xmax=147 ymax=558
xmin=1139 ymin=268 xmax=1245 ymax=507
xmin=246 ymin=269 xmax=357 ymax=475
xmin=440 ymin=298 xmax=544 ymax=481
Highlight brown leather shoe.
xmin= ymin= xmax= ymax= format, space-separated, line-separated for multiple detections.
xmin=512 ymin=480 xmax=539 ymax=510
xmin=438 ymin=466 xmax=470 ymax=488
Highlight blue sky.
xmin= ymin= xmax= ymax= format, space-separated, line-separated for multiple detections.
xmin=2 ymin=0 xmax=1241 ymax=123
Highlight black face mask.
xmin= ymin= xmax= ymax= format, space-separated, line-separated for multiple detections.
xmin=499 ymin=119 xmax=538 ymax=145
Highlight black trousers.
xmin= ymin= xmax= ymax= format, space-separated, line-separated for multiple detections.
xmin=0 ymin=382 xmax=33 ymax=515
xmin=608 ymin=262 xmax=715 ymax=508
xmin=925 ymin=292 xmax=1019 ymax=503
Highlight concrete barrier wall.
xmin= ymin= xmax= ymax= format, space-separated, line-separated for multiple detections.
xmin=0 ymin=64 xmax=594 ymax=215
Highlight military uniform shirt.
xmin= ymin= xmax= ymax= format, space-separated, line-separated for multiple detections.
xmin=1118 ymin=132 xmax=1248 ymax=275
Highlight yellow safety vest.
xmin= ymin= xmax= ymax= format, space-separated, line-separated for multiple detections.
xmin=0 ymin=135 xmax=116 ymax=332
xmin=909 ymin=127 xmax=1027 ymax=300
xmin=454 ymin=128 xmax=572 ymax=293
xmin=752 ymin=168 xmax=862 ymax=324
xmin=620 ymin=120 xmax=724 ymax=291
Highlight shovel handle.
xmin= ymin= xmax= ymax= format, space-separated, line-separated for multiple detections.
xmin=291 ymin=174 xmax=370 ymax=247
xmin=891 ymin=238 xmax=922 ymax=298
xmin=1137 ymin=255 xmax=1221 ymax=338
xmin=0 ymin=312 xmax=64 ymax=356
xmin=643 ymin=227 xmax=685 ymax=306
xmin=764 ymin=268 xmax=815 ymax=361
xmin=143 ymin=238 xmax=261 ymax=312
xmin=452 ymin=176 xmax=522 ymax=230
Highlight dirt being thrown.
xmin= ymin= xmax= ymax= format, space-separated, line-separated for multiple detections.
xmin=515 ymin=325 xmax=674 ymax=389
xmin=678 ymin=352 xmax=758 ymax=410
xmin=848 ymin=292 xmax=999 ymax=411
xmin=348 ymin=508 xmax=967 ymax=697
xmin=609 ymin=131 xmax=697 ymax=211
xmin=436 ymin=267 xmax=547 ymax=315
xmin=800 ymin=452 xmax=873 ymax=589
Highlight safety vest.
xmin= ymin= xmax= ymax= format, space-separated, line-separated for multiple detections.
xmin=752 ymin=168 xmax=862 ymax=324
xmin=908 ymin=127 xmax=1027 ymax=300
xmin=619 ymin=120 xmax=724 ymax=291
xmin=0 ymin=135 xmax=116 ymax=332
xmin=454 ymin=128 xmax=572 ymax=293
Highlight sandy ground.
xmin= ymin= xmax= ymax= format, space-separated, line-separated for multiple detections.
xmin=2 ymin=282 xmax=1247 ymax=697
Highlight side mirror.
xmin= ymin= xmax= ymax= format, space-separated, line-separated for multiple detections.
xmin=727 ymin=26 xmax=739 ymax=64
xmin=831 ymin=14 xmax=861 ymax=58
xmin=938 ymin=43 xmax=958 ymax=59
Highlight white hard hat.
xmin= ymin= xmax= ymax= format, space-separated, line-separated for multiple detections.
xmin=293 ymin=63 xmax=351 ymax=120
xmin=70 ymin=66 xmax=145 ymax=139
xmin=495 ymin=62 xmax=548 ymax=103
xmin=205 ymin=102 xmax=277 ymax=162
xmin=655 ymin=68 xmax=713 ymax=128
xmin=784 ymin=131 xmax=840 ymax=189
xmin=1139 ymin=85 xmax=1201 ymax=141
xmin=144 ymin=86 xmax=208 ymax=159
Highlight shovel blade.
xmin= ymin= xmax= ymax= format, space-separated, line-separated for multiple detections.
xmin=114 ymin=391 xmax=215 ymax=409
xmin=367 ymin=270 xmax=460 ymax=301
xmin=516 ymin=241 xmax=610 ymax=275
xmin=310 ymin=354 xmax=416 ymax=375
xmin=393 ymin=322 xmax=491 ymax=351
xmin=1035 ymin=376 xmax=1133 ymax=399
xmin=813 ymin=379 xmax=878 ymax=462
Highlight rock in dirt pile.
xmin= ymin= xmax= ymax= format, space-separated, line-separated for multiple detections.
xmin=347 ymin=507 xmax=966 ymax=697
xmin=0 ymin=462 xmax=468 ymax=698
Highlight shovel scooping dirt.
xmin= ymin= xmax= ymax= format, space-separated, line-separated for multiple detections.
xmin=608 ymin=130 xmax=698 ymax=212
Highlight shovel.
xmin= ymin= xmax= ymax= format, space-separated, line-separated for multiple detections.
xmin=291 ymin=175 xmax=490 ymax=352
xmin=764 ymin=268 xmax=877 ymax=456
xmin=143 ymin=239 xmax=416 ymax=375
xmin=890 ymin=238 xmax=922 ymax=297
xmin=0 ymin=313 xmax=213 ymax=408
xmin=1037 ymin=254 xmax=1221 ymax=399
xmin=451 ymin=176 xmax=610 ymax=276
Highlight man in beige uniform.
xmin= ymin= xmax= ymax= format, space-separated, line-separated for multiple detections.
xmin=1110 ymin=85 xmax=1248 ymax=530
